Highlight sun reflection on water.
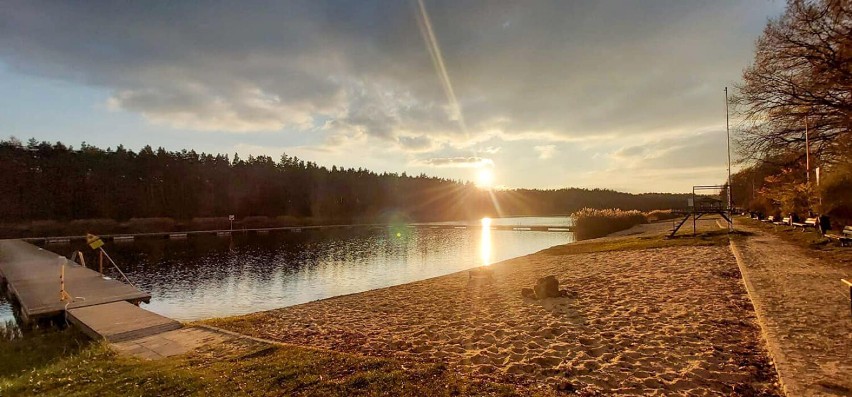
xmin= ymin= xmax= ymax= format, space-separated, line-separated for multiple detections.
xmin=480 ymin=217 xmax=492 ymax=266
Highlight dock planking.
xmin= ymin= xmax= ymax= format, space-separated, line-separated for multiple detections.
xmin=0 ymin=239 xmax=150 ymax=323
xmin=67 ymin=301 xmax=181 ymax=342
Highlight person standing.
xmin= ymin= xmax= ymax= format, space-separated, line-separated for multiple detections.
xmin=818 ymin=214 xmax=831 ymax=236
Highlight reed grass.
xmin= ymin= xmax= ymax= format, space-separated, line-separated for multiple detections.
xmin=571 ymin=208 xmax=648 ymax=240
xmin=645 ymin=209 xmax=681 ymax=222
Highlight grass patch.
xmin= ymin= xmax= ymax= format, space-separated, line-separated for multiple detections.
xmin=0 ymin=329 xmax=89 ymax=380
xmin=543 ymin=229 xmax=733 ymax=256
xmin=0 ymin=329 xmax=548 ymax=397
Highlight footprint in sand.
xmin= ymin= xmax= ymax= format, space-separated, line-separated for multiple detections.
xmin=529 ymin=355 xmax=563 ymax=367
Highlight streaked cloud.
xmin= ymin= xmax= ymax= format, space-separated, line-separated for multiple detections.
xmin=416 ymin=157 xmax=494 ymax=168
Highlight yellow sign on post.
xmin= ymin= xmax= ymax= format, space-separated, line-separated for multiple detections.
xmin=86 ymin=233 xmax=104 ymax=250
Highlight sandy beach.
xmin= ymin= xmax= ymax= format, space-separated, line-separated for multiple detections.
xmin=211 ymin=223 xmax=780 ymax=396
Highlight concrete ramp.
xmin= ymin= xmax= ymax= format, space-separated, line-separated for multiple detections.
xmin=67 ymin=301 xmax=181 ymax=342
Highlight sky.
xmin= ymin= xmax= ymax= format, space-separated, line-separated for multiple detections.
xmin=0 ymin=0 xmax=786 ymax=193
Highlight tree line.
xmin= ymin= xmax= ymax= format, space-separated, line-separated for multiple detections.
xmin=0 ymin=137 xmax=690 ymax=225
xmin=729 ymin=0 xmax=851 ymax=224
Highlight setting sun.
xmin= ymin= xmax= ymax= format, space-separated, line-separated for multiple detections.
xmin=476 ymin=169 xmax=495 ymax=189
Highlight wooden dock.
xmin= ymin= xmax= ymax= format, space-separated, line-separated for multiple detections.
xmin=67 ymin=301 xmax=181 ymax=342
xmin=0 ymin=240 xmax=178 ymax=343
xmin=0 ymin=239 xmax=150 ymax=323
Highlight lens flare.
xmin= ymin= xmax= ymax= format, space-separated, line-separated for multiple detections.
xmin=480 ymin=217 xmax=492 ymax=266
xmin=415 ymin=0 xmax=466 ymax=133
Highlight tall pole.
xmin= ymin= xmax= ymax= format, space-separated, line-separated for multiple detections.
xmin=805 ymin=115 xmax=810 ymax=183
xmin=725 ymin=87 xmax=733 ymax=231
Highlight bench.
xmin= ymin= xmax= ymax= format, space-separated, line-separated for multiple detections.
xmin=826 ymin=226 xmax=852 ymax=247
xmin=761 ymin=216 xmax=776 ymax=223
xmin=774 ymin=216 xmax=791 ymax=226
xmin=792 ymin=217 xmax=817 ymax=231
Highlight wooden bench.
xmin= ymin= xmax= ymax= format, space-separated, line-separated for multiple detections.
xmin=761 ymin=216 xmax=776 ymax=223
xmin=792 ymin=217 xmax=817 ymax=231
xmin=774 ymin=216 xmax=791 ymax=226
xmin=826 ymin=226 xmax=852 ymax=247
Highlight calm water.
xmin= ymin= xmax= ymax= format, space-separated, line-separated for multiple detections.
xmin=428 ymin=216 xmax=572 ymax=227
xmin=0 ymin=217 xmax=572 ymax=324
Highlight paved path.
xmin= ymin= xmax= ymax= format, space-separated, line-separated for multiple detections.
xmin=112 ymin=327 xmax=234 ymax=360
xmin=68 ymin=301 xmax=181 ymax=342
xmin=730 ymin=224 xmax=852 ymax=396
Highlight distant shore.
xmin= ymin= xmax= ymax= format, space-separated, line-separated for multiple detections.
xmin=205 ymin=221 xmax=781 ymax=395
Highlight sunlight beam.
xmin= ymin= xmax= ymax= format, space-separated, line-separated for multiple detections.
xmin=480 ymin=217 xmax=492 ymax=266
xmin=415 ymin=0 xmax=467 ymax=134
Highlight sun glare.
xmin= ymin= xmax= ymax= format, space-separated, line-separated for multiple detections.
xmin=480 ymin=217 xmax=492 ymax=266
xmin=476 ymin=169 xmax=495 ymax=189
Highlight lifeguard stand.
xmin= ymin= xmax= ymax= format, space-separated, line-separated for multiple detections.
xmin=669 ymin=185 xmax=732 ymax=237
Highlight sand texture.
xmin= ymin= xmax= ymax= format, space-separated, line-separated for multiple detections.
xmin=215 ymin=236 xmax=780 ymax=395
xmin=732 ymin=223 xmax=852 ymax=396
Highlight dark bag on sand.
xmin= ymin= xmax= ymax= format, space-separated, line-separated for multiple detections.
xmin=534 ymin=276 xmax=560 ymax=299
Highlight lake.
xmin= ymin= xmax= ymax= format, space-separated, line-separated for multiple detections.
xmin=0 ymin=217 xmax=573 ymax=325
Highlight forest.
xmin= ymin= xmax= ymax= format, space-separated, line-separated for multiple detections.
xmin=0 ymin=137 xmax=690 ymax=228
xmin=728 ymin=0 xmax=851 ymax=226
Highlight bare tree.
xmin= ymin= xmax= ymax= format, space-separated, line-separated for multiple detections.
xmin=732 ymin=0 xmax=851 ymax=167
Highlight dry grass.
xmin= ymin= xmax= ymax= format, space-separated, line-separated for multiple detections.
xmin=124 ymin=217 xmax=178 ymax=233
xmin=0 ymin=329 xmax=544 ymax=397
xmin=645 ymin=210 xmax=681 ymax=222
xmin=542 ymin=229 xmax=733 ymax=256
xmin=571 ymin=208 xmax=648 ymax=240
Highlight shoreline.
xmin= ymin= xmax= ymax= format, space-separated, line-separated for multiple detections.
xmin=1 ymin=219 xmax=789 ymax=396
xmin=204 ymin=221 xmax=781 ymax=395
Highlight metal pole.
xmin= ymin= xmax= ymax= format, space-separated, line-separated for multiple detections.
xmin=99 ymin=247 xmax=135 ymax=287
xmin=692 ymin=187 xmax=697 ymax=236
xmin=725 ymin=87 xmax=733 ymax=231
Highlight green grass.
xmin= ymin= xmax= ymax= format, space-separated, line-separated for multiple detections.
xmin=0 ymin=328 xmax=548 ymax=397
xmin=542 ymin=229 xmax=734 ymax=256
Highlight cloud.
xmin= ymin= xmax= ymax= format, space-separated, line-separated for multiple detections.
xmin=609 ymin=130 xmax=729 ymax=170
xmin=398 ymin=135 xmax=439 ymax=152
xmin=0 ymin=0 xmax=781 ymax=144
xmin=0 ymin=1 xmax=781 ymax=192
xmin=534 ymin=145 xmax=556 ymax=160
xmin=416 ymin=157 xmax=494 ymax=168
xmin=612 ymin=145 xmax=649 ymax=159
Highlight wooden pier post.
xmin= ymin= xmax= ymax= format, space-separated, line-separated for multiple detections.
xmin=59 ymin=259 xmax=71 ymax=301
